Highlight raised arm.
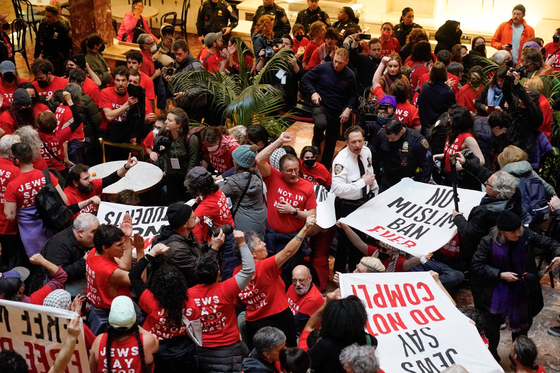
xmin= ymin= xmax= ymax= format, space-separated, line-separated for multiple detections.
xmin=255 ymin=132 xmax=293 ymax=178
xmin=233 ymin=230 xmax=256 ymax=290
xmin=48 ymin=317 xmax=81 ymax=373
xmin=275 ymin=216 xmax=315 ymax=268
xmin=338 ymin=221 xmax=369 ymax=255
xmin=372 ymin=56 xmax=390 ymax=89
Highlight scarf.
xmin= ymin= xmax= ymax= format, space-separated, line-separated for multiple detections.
xmin=383 ymin=72 xmax=402 ymax=90
xmin=489 ymin=236 xmax=529 ymax=332
xmin=487 ymin=85 xmax=503 ymax=107
xmin=377 ymin=113 xmax=395 ymax=126
xmin=211 ymin=135 xmax=239 ymax=157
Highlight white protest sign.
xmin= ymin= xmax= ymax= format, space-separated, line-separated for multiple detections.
xmin=340 ymin=178 xmax=485 ymax=256
xmin=314 ymin=185 xmax=337 ymax=229
xmin=340 ymin=272 xmax=503 ymax=373
xmin=0 ymin=299 xmax=89 ymax=373
xmin=97 ymin=202 xmax=168 ymax=247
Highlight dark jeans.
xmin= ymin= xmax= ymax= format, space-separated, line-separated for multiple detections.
xmin=483 ymin=310 xmax=531 ymax=362
xmin=312 ymin=105 xmax=343 ymax=167
xmin=410 ymin=260 xmax=465 ymax=290
xmin=334 ymin=198 xmax=366 ymax=273
xmin=245 ymin=307 xmax=297 ymax=350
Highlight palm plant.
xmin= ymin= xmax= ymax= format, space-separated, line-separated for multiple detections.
xmin=170 ymin=43 xmax=294 ymax=136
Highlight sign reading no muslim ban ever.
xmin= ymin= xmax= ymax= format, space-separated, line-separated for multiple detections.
xmin=340 ymin=272 xmax=503 ymax=373
xmin=340 ymin=178 xmax=485 ymax=257
xmin=0 ymin=299 xmax=89 ymax=373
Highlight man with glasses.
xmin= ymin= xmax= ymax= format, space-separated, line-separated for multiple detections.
xmin=491 ymin=4 xmax=535 ymax=64
xmin=286 ymin=265 xmax=324 ymax=333
xmin=255 ymin=132 xmax=317 ymax=275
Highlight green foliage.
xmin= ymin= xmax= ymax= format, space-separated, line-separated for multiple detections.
xmin=170 ymin=47 xmax=294 ymax=136
xmin=470 ymin=55 xmax=500 ymax=83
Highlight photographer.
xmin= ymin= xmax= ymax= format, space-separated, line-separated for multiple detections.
xmin=520 ymin=47 xmax=553 ymax=77
xmin=253 ymin=15 xmax=276 ymax=61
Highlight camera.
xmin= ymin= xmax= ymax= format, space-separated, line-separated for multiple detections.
xmin=264 ymin=46 xmax=275 ymax=59
xmin=209 ymin=224 xmax=234 ymax=237
xmin=360 ymin=34 xmax=372 ymax=40
xmin=163 ymin=67 xmax=175 ymax=76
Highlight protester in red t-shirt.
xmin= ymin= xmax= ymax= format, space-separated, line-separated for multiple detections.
xmin=65 ymin=155 xmax=138 ymax=219
xmin=4 ymin=142 xmax=68 ymax=257
xmin=305 ymin=28 xmax=339 ymax=71
xmin=456 ymin=66 xmax=485 ymax=114
xmin=36 ymin=91 xmax=83 ymax=171
xmin=292 ymin=23 xmax=310 ymax=58
xmin=31 ymin=59 xmax=69 ymax=98
xmin=126 ymin=50 xmax=157 ymax=109
xmin=201 ymin=127 xmax=239 ymax=174
xmin=544 ymin=29 xmax=560 ymax=71
xmin=138 ymin=34 xmax=157 ymax=78
xmin=379 ymin=22 xmax=401 ymax=57
xmin=302 ymin=22 xmax=326 ymax=68
xmin=0 ymin=88 xmax=36 ymax=138
xmin=86 ymin=214 xmax=143 ymax=334
xmin=185 ymin=230 xmax=255 ymax=372
xmin=186 ymin=166 xmax=239 ymax=280
xmin=511 ymin=335 xmax=547 ymax=373
xmin=128 ymin=70 xmax=157 ymax=127
xmin=286 ymin=265 xmax=324 ymax=333
xmin=198 ymin=32 xmax=223 ymax=73
xmin=299 ymin=146 xmax=332 ymax=187
xmin=236 ymin=216 xmax=314 ymax=349
xmin=65 ymin=54 xmax=102 ymax=106
xmin=0 ymin=61 xmax=28 ymax=112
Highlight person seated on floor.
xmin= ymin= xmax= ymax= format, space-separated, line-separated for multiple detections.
xmin=286 ymin=265 xmax=324 ymax=334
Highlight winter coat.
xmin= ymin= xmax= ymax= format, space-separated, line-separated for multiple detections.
xmin=196 ymin=340 xmax=249 ymax=373
xmin=471 ymin=228 xmax=560 ymax=315
xmin=435 ymin=20 xmax=462 ymax=54
xmin=241 ymin=349 xmax=278 ymax=373
xmin=219 ymin=170 xmax=267 ymax=237
xmin=500 ymin=160 xmax=556 ymax=198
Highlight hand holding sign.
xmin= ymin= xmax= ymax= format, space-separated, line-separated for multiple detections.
xmin=120 ymin=213 xmax=133 ymax=238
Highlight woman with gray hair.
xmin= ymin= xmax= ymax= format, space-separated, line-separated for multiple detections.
xmin=452 ymin=151 xmax=522 ymax=268
xmin=339 ymin=344 xmax=379 ymax=373
xmin=242 ymin=326 xmax=286 ymax=372
xmin=471 ymin=210 xmax=560 ymax=362
xmin=14 ymin=126 xmax=48 ymax=170
xmin=491 ymin=50 xmax=513 ymax=66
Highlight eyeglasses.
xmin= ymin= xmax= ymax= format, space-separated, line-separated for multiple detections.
xmin=292 ymin=278 xmax=308 ymax=284
xmin=282 ymin=168 xmax=299 ymax=175
xmin=378 ymin=104 xmax=391 ymax=111
xmin=484 ymin=181 xmax=493 ymax=188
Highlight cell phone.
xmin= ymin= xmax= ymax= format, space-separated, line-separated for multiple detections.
xmin=507 ymin=44 xmax=513 ymax=48
xmin=165 ymin=67 xmax=175 ymax=76
xmin=361 ymin=34 xmax=372 ymax=40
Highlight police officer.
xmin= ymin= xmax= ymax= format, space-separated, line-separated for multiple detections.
xmin=295 ymin=0 xmax=330 ymax=35
xmin=34 ymin=5 xmax=72 ymax=76
xmin=331 ymin=126 xmax=379 ymax=273
xmin=370 ymin=119 xmax=432 ymax=192
xmin=332 ymin=6 xmax=359 ymax=35
xmin=196 ymin=0 xmax=239 ymax=44
xmin=251 ymin=0 xmax=291 ymax=39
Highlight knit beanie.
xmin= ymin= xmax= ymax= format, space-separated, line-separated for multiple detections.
xmin=513 ymin=4 xmax=526 ymax=14
xmin=378 ymin=95 xmax=397 ymax=109
xmin=232 ymin=145 xmax=257 ymax=168
xmin=496 ymin=210 xmax=521 ymax=232
xmin=68 ymin=54 xmax=87 ymax=70
xmin=166 ymin=202 xmax=193 ymax=229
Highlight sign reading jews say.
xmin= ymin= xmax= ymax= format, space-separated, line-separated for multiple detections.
xmin=0 ymin=299 xmax=90 ymax=373
xmin=340 ymin=272 xmax=503 ymax=373
xmin=340 ymin=178 xmax=484 ymax=257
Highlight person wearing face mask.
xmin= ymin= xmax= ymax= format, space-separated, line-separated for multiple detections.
xmin=543 ymin=28 xmax=560 ymax=71
xmin=65 ymin=54 xmax=101 ymax=106
xmin=31 ymin=59 xmax=69 ymax=99
xmin=251 ymin=0 xmax=291 ymax=40
xmin=434 ymin=20 xmax=462 ymax=55
xmin=491 ymin=4 xmax=535 ymax=65
xmin=379 ymin=22 xmax=400 ymax=57
xmin=332 ymin=7 xmax=358 ymax=35
xmin=295 ymin=0 xmax=331 ymax=36
xmin=0 ymin=88 xmax=35 ymax=138
xmin=117 ymin=0 xmax=159 ymax=44
xmin=0 ymin=14 xmax=15 ymax=64
xmin=299 ymin=146 xmax=331 ymax=187
xmin=201 ymin=126 xmax=239 ymax=175
xmin=0 ymin=61 xmax=28 ymax=112
xmin=471 ymin=36 xmax=487 ymax=58
xmin=370 ymin=119 xmax=431 ymax=192
xmin=137 ymin=33 xmax=159 ymax=79
xmin=292 ymin=24 xmax=309 ymax=56
xmin=83 ymin=33 xmax=111 ymax=86
xmin=34 ymin=5 xmax=72 ymax=77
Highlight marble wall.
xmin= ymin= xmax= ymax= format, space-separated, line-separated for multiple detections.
xmin=70 ymin=0 xmax=116 ymax=52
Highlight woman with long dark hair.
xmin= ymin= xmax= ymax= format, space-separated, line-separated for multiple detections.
xmin=417 ymin=62 xmax=456 ymax=134
xmin=153 ymin=108 xmax=200 ymax=203
xmin=89 ymin=296 xmax=159 ymax=373
xmin=129 ymin=243 xmax=198 ymax=372
xmin=474 ymin=65 xmax=508 ymax=116
xmin=393 ymin=7 xmax=422 ymax=47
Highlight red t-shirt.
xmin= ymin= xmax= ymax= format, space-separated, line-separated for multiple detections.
xmin=264 ymin=167 xmax=317 ymax=233
xmin=456 ymin=84 xmax=483 ymax=114
xmin=82 ymin=77 xmax=100 ymax=106
xmin=192 ymin=190 xmax=234 ymax=243
xmin=86 ymin=249 xmax=131 ymax=309
xmin=185 ymin=277 xmax=241 ymax=347
xmin=299 ymin=160 xmax=332 ymax=187
xmin=55 ymin=105 xmax=84 ymax=142
xmin=0 ymin=78 xmax=28 ymax=111
xmin=99 ymin=87 xmax=130 ymax=131
xmin=293 ymin=36 xmax=309 ymax=52
xmin=142 ymin=131 xmax=155 ymax=152
xmin=537 ymin=365 xmax=546 ymax=373
xmin=407 ymin=63 xmax=429 ymax=93
xmin=34 ymin=103 xmax=50 ymax=117
xmin=96 ymin=333 xmax=151 ymax=373
xmin=32 ymin=76 xmax=68 ymax=98
xmin=139 ymin=290 xmax=188 ymax=340
xmin=202 ymin=135 xmax=239 ymax=174
xmin=0 ymin=110 xmax=16 ymax=135
xmin=544 ymin=42 xmax=560 ymax=71
xmin=380 ymin=37 xmax=401 ymax=57
xmin=236 ymin=256 xmax=288 ymax=321
xmin=65 ymin=178 xmax=103 ymax=219
xmin=374 ymin=86 xmax=420 ymax=129
xmin=226 ymin=54 xmax=254 ymax=72
xmin=538 ymin=94 xmax=552 ymax=141
xmin=32 ymin=156 xmax=48 ymax=170
xmin=39 ymin=127 xmax=73 ymax=171
xmin=198 ymin=48 xmax=222 ymax=73
xmin=4 ymin=169 xmax=58 ymax=208
xmin=141 ymin=50 xmax=155 ymax=77
xmin=0 ymin=158 xmax=20 ymax=235
xmin=302 ymin=39 xmax=323 ymax=64
xmin=443 ymin=133 xmax=474 ymax=172
xmin=140 ymin=72 xmax=156 ymax=101
xmin=286 ymin=283 xmax=324 ymax=316
xmin=306 ymin=47 xmax=336 ymax=70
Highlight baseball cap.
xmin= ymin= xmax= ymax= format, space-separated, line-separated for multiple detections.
xmin=0 ymin=266 xmax=30 ymax=281
xmin=0 ymin=60 xmax=16 ymax=74
xmin=204 ymin=32 xmax=223 ymax=47
xmin=109 ymin=296 xmax=137 ymax=329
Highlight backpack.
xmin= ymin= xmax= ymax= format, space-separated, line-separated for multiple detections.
xmin=35 ymin=170 xmax=73 ymax=232
xmin=401 ymin=63 xmax=424 ymax=91
xmin=518 ymin=173 xmax=549 ymax=225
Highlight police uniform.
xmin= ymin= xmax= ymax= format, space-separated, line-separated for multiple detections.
xmin=331 ymin=146 xmax=379 ymax=272
xmin=295 ymin=7 xmax=330 ymax=35
xmin=332 ymin=20 xmax=359 ymax=36
xmin=370 ymin=128 xmax=432 ymax=192
xmin=34 ymin=19 xmax=72 ymax=76
xmin=196 ymin=0 xmax=239 ymax=37
xmin=251 ymin=3 xmax=291 ymax=39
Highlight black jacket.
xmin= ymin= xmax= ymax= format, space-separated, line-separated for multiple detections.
xmin=241 ymin=350 xmax=278 ymax=373
xmin=417 ymin=81 xmax=456 ymax=135
xmin=471 ymin=228 xmax=560 ymax=315
xmin=309 ymin=333 xmax=377 ymax=373
xmin=251 ymin=4 xmax=291 ymax=39
xmin=349 ymin=46 xmax=380 ymax=93
xmin=434 ymin=20 xmax=462 ymax=54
